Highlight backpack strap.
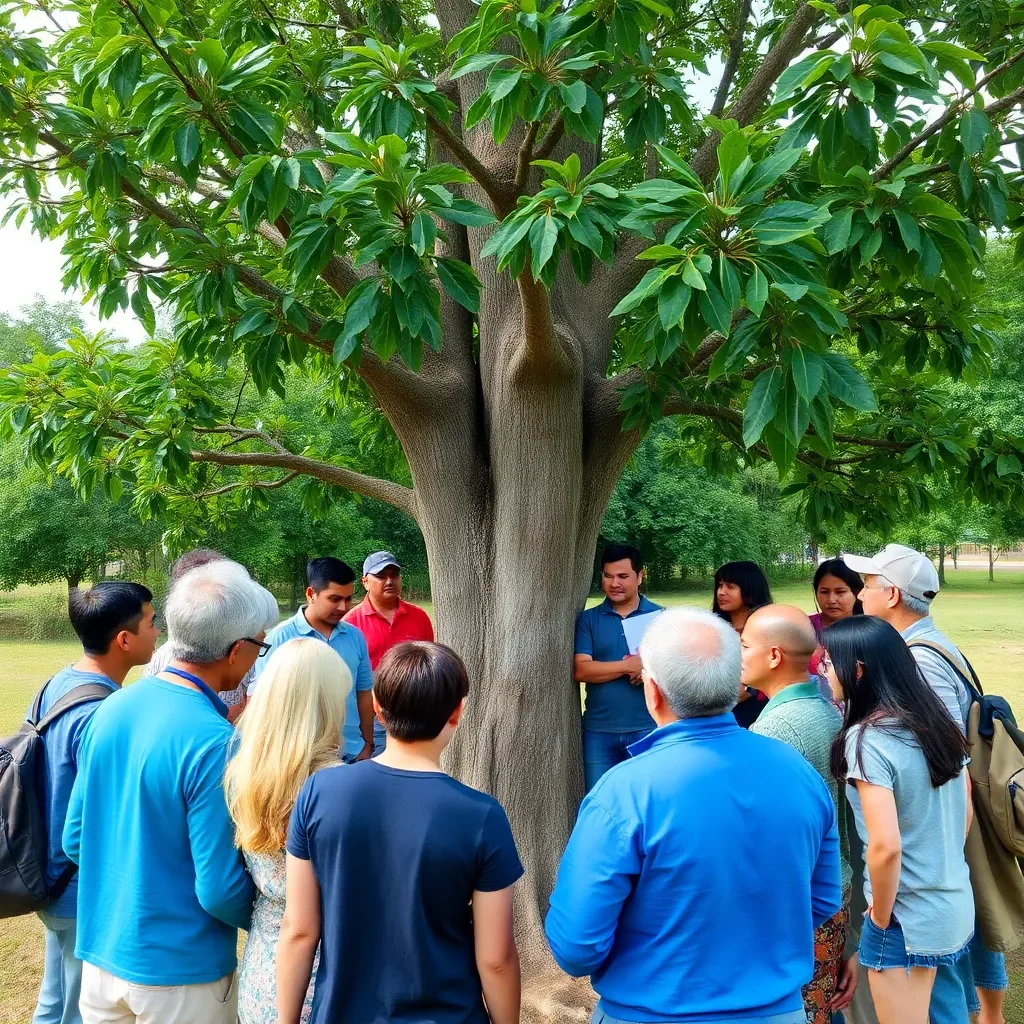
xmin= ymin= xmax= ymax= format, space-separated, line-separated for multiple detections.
xmin=907 ymin=640 xmax=984 ymax=700
xmin=30 ymin=683 xmax=114 ymax=734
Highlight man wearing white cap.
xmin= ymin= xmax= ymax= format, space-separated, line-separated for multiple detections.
xmin=842 ymin=543 xmax=970 ymax=726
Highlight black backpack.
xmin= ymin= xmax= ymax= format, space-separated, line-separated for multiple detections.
xmin=0 ymin=680 xmax=112 ymax=918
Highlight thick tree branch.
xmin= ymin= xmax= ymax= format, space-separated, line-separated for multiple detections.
xmin=425 ymin=114 xmax=512 ymax=214
xmin=534 ymin=115 xmax=565 ymax=162
xmin=691 ymin=2 xmax=820 ymax=182
xmin=514 ymin=273 xmax=567 ymax=374
xmin=516 ymin=122 xmax=540 ymax=190
xmin=873 ymin=45 xmax=1024 ymax=181
xmin=189 ymin=447 xmax=419 ymax=518
xmin=708 ymin=0 xmax=753 ymax=120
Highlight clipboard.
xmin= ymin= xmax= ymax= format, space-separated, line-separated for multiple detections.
xmin=621 ymin=609 xmax=664 ymax=655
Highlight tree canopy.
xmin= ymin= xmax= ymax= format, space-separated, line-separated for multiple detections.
xmin=1 ymin=0 xmax=1024 ymax=525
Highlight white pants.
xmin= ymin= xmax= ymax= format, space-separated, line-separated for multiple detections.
xmin=80 ymin=963 xmax=237 ymax=1024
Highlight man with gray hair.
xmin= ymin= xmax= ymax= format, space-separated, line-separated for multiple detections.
xmin=546 ymin=606 xmax=841 ymax=1024
xmin=146 ymin=548 xmax=277 ymax=720
xmin=64 ymin=560 xmax=279 ymax=1024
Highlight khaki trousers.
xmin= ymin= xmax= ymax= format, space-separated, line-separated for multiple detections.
xmin=79 ymin=963 xmax=237 ymax=1024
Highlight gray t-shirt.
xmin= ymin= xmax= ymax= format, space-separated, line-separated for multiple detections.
xmin=845 ymin=722 xmax=973 ymax=956
xmin=901 ymin=617 xmax=972 ymax=729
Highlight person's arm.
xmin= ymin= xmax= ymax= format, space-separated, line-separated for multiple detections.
xmin=545 ymin=796 xmax=639 ymax=976
xmin=910 ymin=648 xmax=966 ymax=727
xmin=573 ymin=653 xmax=643 ymax=684
xmin=810 ymin=786 xmax=842 ymax=928
xmin=277 ymin=853 xmax=321 ymax=1024
xmin=352 ymin=635 xmax=375 ymax=759
xmin=62 ymin=770 xmax=85 ymax=866
xmin=473 ymin=886 xmax=520 ymax=1024
xmin=853 ymin=780 xmax=901 ymax=928
xmin=185 ymin=740 xmax=254 ymax=930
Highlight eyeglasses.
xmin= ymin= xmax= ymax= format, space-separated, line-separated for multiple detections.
xmin=236 ymin=637 xmax=272 ymax=658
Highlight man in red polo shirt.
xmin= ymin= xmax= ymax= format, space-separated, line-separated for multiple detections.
xmin=344 ymin=551 xmax=434 ymax=753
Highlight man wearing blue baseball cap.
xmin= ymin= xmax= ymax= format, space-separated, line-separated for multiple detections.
xmin=344 ymin=551 xmax=434 ymax=754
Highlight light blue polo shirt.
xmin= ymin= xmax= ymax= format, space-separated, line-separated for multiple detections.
xmin=252 ymin=607 xmax=373 ymax=758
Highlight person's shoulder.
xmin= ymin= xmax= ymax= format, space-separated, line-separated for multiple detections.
xmin=265 ymin=615 xmax=298 ymax=643
xmin=343 ymin=600 xmax=370 ymax=624
xmin=640 ymin=596 xmax=664 ymax=612
xmin=44 ymin=665 xmax=115 ymax=702
xmin=404 ymin=601 xmax=432 ymax=624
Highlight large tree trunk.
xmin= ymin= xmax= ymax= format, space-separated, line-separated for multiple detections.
xmin=938 ymin=541 xmax=946 ymax=585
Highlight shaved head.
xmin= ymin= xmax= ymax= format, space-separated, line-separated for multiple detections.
xmin=744 ymin=604 xmax=818 ymax=656
xmin=739 ymin=604 xmax=818 ymax=694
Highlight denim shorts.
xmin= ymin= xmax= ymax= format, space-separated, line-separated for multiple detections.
xmin=859 ymin=912 xmax=970 ymax=971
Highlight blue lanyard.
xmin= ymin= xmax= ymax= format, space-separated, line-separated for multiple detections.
xmin=162 ymin=666 xmax=230 ymax=719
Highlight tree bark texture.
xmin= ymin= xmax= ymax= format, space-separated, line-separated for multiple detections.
xmin=938 ymin=541 xmax=946 ymax=585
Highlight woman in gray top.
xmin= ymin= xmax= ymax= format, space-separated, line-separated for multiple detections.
xmin=820 ymin=616 xmax=973 ymax=1024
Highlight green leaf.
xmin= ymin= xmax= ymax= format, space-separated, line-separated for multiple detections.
xmin=411 ymin=212 xmax=437 ymax=256
xmin=997 ymin=453 xmax=1022 ymax=477
xmin=894 ymin=208 xmax=920 ymax=252
xmin=716 ymin=130 xmax=749 ymax=193
xmin=752 ymin=201 xmax=830 ymax=245
xmin=733 ymin=146 xmax=803 ymax=198
xmin=436 ymin=257 xmax=481 ymax=313
xmin=698 ymin=280 xmax=732 ymax=336
xmin=657 ymin=278 xmax=691 ymax=331
xmin=746 ymin=265 xmax=768 ymax=316
xmin=787 ymin=346 xmax=824 ymax=401
xmin=194 ymin=38 xmax=228 ymax=77
xmin=823 ymin=207 xmax=853 ymax=253
xmin=529 ymin=213 xmax=559 ymax=280
xmin=488 ymin=67 xmax=522 ymax=101
xmin=174 ymin=121 xmax=200 ymax=168
xmin=743 ymin=367 xmax=782 ymax=448
xmin=821 ymin=352 xmax=877 ymax=411
xmin=450 ymin=52 xmax=507 ymax=79
xmin=336 ymin=279 xmax=380 ymax=363
xmin=560 ymin=80 xmax=588 ymax=114
xmin=266 ymin=162 xmax=292 ymax=222
xmin=960 ymin=108 xmax=992 ymax=157
xmin=611 ymin=267 xmax=669 ymax=315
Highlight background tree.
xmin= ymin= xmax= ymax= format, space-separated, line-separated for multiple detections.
xmin=4 ymin=0 xmax=1024 ymax=1011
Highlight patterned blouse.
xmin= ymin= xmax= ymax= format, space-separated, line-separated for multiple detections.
xmin=238 ymin=850 xmax=318 ymax=1024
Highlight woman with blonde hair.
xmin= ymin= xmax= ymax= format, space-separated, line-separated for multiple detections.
xmin=225 ymin=637 xmax=352 ymax=1024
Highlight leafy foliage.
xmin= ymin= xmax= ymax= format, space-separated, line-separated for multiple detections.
xmin=0 ymin=0 xmax=1022 ymax=537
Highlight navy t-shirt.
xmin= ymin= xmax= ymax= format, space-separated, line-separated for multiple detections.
xmin=574 ymin=596 xmax=662 ymax=732
xmin=287 ymin=761 xmax=524 ymax=1024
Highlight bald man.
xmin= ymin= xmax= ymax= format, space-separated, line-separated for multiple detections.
xmin=741 ymin=605 xmax=854 ymax=1024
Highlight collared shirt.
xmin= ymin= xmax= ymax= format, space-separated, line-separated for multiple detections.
xmin=252 ymin=607 xmax=373 ymax=758
xmin=574 ymin=596 xmax=663 ymax=733
xmin=751 ymin=680 xmax=851 ymax=893
xmin=344 ymin=598 xmax=434 ymax=747
xmin=901 ymin=616 xmax=972 ymax=728
xmin=546 ymin=715 xmax=841 ymax=1024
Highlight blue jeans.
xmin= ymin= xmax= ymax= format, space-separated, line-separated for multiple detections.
xmin=592 ymin=1008 xmax=805 ymax=1024
xmin=955 ymin=929 xmax=1009 ymax=1013
xmin=582 ymin=727 xmax=652 ymax=791
xmin=33 ymin=912 xmax=82 ymax=1024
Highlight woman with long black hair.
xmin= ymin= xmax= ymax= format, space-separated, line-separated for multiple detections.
xmin=712 ymin=561 xmax=772 ymax=727
xmin=820 ymin=616 xmax=973 ymax=1024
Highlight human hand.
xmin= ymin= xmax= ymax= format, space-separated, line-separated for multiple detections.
xmin=830 ymin=954 xmax=859 ymax=1011
xmin=227 ymin=699 xmax=246 ymax=725
xmin=868 ymin=906 xmax=891 ymax=930
xmin=355 ymin=743 xmax=374 ymax=761
xmin=624 ymin=655 xmax=643 ymax=683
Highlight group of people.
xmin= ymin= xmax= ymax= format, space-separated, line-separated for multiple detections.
xmin=572 ymin=541 xmax=1010 ymax=1024
xmin=23 ymin=538 xmax=1013 ymax=1024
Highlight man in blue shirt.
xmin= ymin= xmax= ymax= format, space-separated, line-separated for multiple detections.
xmin=252 ymin=556 xmax=374 ymax=760
xmin=29 ymin=582 xmax=160 ymax=1024
xmin=574 ymin=544 xmax=662 ymax=789
xmin=65 ymin=560 xmax=277 ymax=1024
xmin=548 ymin=606 xmax=842 ymax=1024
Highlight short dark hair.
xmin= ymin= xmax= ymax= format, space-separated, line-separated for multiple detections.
xmin=307 ymin=556 xmax=355 ymax=592
xmin=69 ymin=582 xmax=153 ymax=656
xmin=712 ymin=561 xmax=773 ymax=619
xmin=374 ymin=642 xmax=470 ymax=741
xmin=169 ymin=548 xmax=225 ymax=586
xmin=600 ymin=543 xmax=643 ymax=573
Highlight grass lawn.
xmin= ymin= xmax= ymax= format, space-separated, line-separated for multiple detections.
xmin=1 ymin=571 xmax=1022 ymax=1022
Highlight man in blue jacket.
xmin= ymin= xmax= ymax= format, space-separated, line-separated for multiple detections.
xmin=547 ymin=606 xmax=842 ymax=1024
xmin=65 ymin=560 xmax=277 ymax=1024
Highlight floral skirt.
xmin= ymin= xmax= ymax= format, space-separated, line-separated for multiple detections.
xmin=802 ymin=902 xmax=850 ymax=1024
